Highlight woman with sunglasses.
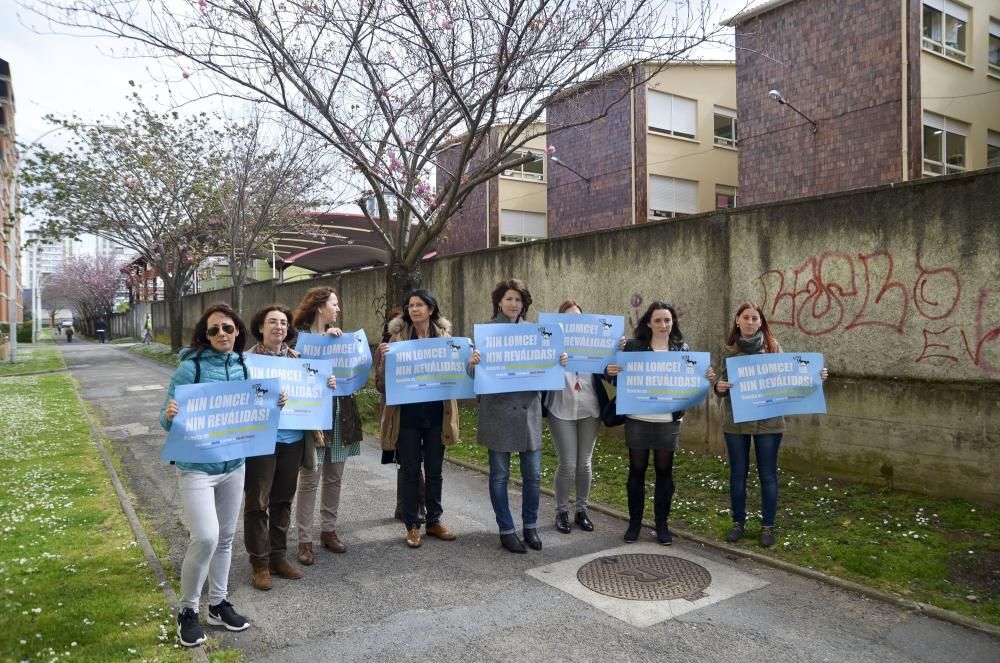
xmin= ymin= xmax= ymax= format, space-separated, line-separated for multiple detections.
xmin=161 ymin=303 xmax=266 ymax=647
xmin=292 ymin=287 xmax=363 ymax=565
xmin=243 ymin=304 xmax=337 ymax=590
xmin=605 ymin=301 xmax=714 ymax=545
xmin=713 ymin=302 xmax=827 ymax=548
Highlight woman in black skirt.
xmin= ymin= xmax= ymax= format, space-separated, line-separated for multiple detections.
xmin=605 ymin=301 xmax=713 ymax=545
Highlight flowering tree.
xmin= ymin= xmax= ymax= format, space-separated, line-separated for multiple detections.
xmin=21 ymin=91 xmax=226 ymax=351
xmin=217 ymin=112 xmax=334 ymax=315
xmin=42 ymin=255 xmax=124 ymax=334
xmin=29 ymin=0 xmax=728 ymax=313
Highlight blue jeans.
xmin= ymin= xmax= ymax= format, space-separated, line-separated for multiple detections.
xmin=724 ymin=433 xmax=783 ymax=527
xmin=488 ymin=449 xmax=541 ymax=535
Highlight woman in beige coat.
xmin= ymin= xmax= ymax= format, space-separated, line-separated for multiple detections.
xmin=377 ymin=288 xmax=460 ymax=549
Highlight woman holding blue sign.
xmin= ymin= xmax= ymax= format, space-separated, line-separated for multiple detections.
xmin=547 ymin=299 xmax=610 ymax=535
xmin=713 ymin=302 xmax=827 ymax=548
xmin=161 ymin=303 xmax=260 ymax=647
xmin=605 ymin=301 xmax=713 ymax=546
xmin=376 ymin=289 xmax=460 ymax=549
xmin=292 ymin=287 xmax=363 ymax=565
xmin=468 ymin=278 xmax=568 ymax=554
xmin=243 ymin=304 xmax=338 ymax=590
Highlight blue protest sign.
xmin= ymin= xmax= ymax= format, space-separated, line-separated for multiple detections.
xmin=539 ymin=313 xmax=624 ymax=374
xmin=726 ymin=352 xmax=826 ymax=423
xmin=244 ymin=354 xmax=334 ymax=430
xmin=385 ymin=337 xmax=476 ymax=406
xmin=296 ymin=330 xmax=372 ymax=395
xmin=614 ymin=351 xmax=711 ymax=414
xmin=161 ymin=378 xmax=282 ymax=463
xmin=473 ymin=323 xmax=565 ymax=395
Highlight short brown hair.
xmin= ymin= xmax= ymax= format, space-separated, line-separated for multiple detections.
xmin=558 ymin=299 xmax=582 ymax=314
xmin=250 ymin=304 xmax=297 ymax=344
xmin=490 ymin=278 xmax=532 ymax=321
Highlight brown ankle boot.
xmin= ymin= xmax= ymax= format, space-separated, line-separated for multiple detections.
xmin=269 ymin=557 xmax=304 ymax=580
xmin=320 ymin=530 xmax=346 ymax=553
xmin=405 ymin=526 xmax=422 ymax=548
xmin=251 ymin=562 xmax=273 ymax=591
xmin=297 ymin=542 xmax=315 ymax=566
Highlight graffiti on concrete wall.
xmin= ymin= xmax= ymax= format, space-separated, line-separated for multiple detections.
xmin=757 ymin=250 xmax=1000 ymax=375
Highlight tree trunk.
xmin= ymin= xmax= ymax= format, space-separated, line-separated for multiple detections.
xmin=230 ymin=261 xmax=248 ymax=317
xmin=168 ymin=297 xmax=184 ymax=352
xmin=384 ymin=261 xmax=423 ymax=325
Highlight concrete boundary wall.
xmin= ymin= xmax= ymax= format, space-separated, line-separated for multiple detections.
xmin=163 ymin=169 xmax=1000 ymax=504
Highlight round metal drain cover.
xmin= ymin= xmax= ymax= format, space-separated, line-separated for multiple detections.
xmin=576 ymin=554 xmax=711 ymax=601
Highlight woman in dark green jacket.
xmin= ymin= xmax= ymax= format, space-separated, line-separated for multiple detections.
xmin=713 ymin=302 xmax=827 ymax=548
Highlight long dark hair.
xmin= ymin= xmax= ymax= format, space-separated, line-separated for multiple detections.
xmin=250 ymin=304 xmax=297 ymax=345
xmin=634 ymin=301 xmax=683 ymax=347
xmin=293 ymin=286 xmax=337 ymax=330
xmin=726 ymin=302 xmax=778 ymax=353
xmin=188 ymin=302 xmax=248 ymax=356
xmin=402 ymin=288 xmax=442 ymax=327
xmin=490 ymin=278 xmax=532 ymax=321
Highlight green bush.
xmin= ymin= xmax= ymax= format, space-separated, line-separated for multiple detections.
xmin=0 ymin=323 xmax=34 ymax=343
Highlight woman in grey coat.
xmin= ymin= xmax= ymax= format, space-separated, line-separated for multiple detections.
xmin=468 ymin=279 xmax=565 ymax=554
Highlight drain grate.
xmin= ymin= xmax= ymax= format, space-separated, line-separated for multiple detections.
xmin=576 ymin=554 xmax=712 ymax=602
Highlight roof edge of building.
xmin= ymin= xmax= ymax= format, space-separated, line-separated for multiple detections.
xmin=721 ymin=0 xmax=801 ymax=27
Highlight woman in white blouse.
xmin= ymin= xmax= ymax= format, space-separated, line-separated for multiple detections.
xmin=546 ymin=300 xmax=610 ymax=535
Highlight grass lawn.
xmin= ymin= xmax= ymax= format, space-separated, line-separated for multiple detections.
xmin=0 ymin=332 xmax=65 ymax=377
xmin=0 ymin=373 xmax=189 ymax=662
xmin=355 ymin=388 xmax=999 ymax=626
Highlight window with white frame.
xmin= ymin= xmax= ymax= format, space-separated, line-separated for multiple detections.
xmin=923 ymin=0 xmax=969 ymax=63
xmin=648 ymin=175 xmax=697 ymax=218
xmin=923 ymin=112 xmax=968 ymax=175
xmin=647 ymin=91 xmax=697 ymax=139
xmin=500 ymin=149 xmax=545 ymax=181
xmin=988 ymin=130 xmax=1000 ymax=168
xmin=989 ymin=18 xmax=1000 ymax=75
xmin=715 ymin=185 xmax=738 ymax=209
xmin=500 ymin=209 xmax=546 ymax=245
xmin=713 ymin=107 xmax=737 ymax=148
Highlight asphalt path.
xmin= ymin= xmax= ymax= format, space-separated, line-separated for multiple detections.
xmin=58 ymin=339 xmax=999 ymax=663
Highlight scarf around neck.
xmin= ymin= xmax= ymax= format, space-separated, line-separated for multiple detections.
xmin=250 ymin=341 xmax=289 ymax=357
xmin=736 ymin=330 xmax=765 ymax=354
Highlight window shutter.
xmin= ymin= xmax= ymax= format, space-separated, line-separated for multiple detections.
xmin=990 ymin=18 xmax=1000 ymax=38
xmin=674 ymin=96 xmax=697 ymax=137
xmin=500 ymin=209 xmax=522 ymax=236
xmin=647 ymin=90 xmax=672 ymax=131
xmin=923 ymin=111 xmax=945 ymax=131
xmin=649 ymin=175 xmax=673 ymax=211
xmin=946 ymin=1 xmax=968 ymax=22
xmin=521 ymin=212 xmax=546 ymax=238
xmin=674 ymin=179 xmax=698 ymax=214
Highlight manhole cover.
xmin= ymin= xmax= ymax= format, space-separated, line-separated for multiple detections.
xmin=576 ymin=554 xmax=711 ymax=602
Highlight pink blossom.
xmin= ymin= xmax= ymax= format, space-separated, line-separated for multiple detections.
xmin=199 ymin=0 xmax=207 ymax=9
xmin=545 ymin=145 xmax=556 ymax=155
xmin=442 ymin=19 xmax=454 ymax=30
xmin=182 ymin=71 xmax=191 ymax=79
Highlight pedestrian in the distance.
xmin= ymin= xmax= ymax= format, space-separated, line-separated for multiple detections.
xmin=142 ymin=314 xmax=154 ymax=345
xmin=96 ymin=317 xmax=107 ymax=344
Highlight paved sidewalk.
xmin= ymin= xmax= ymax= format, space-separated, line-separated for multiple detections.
xmin=61 ymin=340 xmax=999 ymax=663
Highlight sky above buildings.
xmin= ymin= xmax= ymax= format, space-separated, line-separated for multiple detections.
xmin=2 ymin=0 xmax=758 ymax=233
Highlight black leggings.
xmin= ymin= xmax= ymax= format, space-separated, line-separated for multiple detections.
xmin=626 ymin=448 xmax=675 ymax=525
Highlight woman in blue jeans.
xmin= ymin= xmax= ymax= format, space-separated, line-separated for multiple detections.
xmin=713 ymin=302 xmax=827 ymax=547
xmin=468 ymin=278 xmax=566 ymax=554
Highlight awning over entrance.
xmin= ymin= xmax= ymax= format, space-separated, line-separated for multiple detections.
xmin=270 ymin=213 xmax=389 ymax=274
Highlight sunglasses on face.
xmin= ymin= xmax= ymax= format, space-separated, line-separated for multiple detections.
xmin=206 ymin=323 xmax=236 ymax=337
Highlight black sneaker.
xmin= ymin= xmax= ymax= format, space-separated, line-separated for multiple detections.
xmin=624 ymin=522 xmax=642 ymax=543
xmin=726 ymin=522 xmax=745 ymax=543
xmin=177 ymin=608 xmax=206 ymax=647
xmin=760 ymin=526 xmax=776 ymax=548
xmin=656 ymin=522 xmax=673 ymax=546
xmin=207 ymin=600 xmax=250 ymax=632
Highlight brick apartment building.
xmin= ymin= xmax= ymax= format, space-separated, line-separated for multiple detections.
xmin=1 ymin=58 xmax=23 ymax=326
xmin=435 ymin=63 xmax=738 ymax=255
xmin=434 ymin=125 xmax=547 ymax=255
xmin=724 ymin=0 xmax=1000 ymax=206
xmin=545 ymin=61 xmax=738 ymax=235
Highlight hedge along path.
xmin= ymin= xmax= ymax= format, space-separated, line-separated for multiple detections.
xmin=0 ymin=373 xmax=197 ymax=662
